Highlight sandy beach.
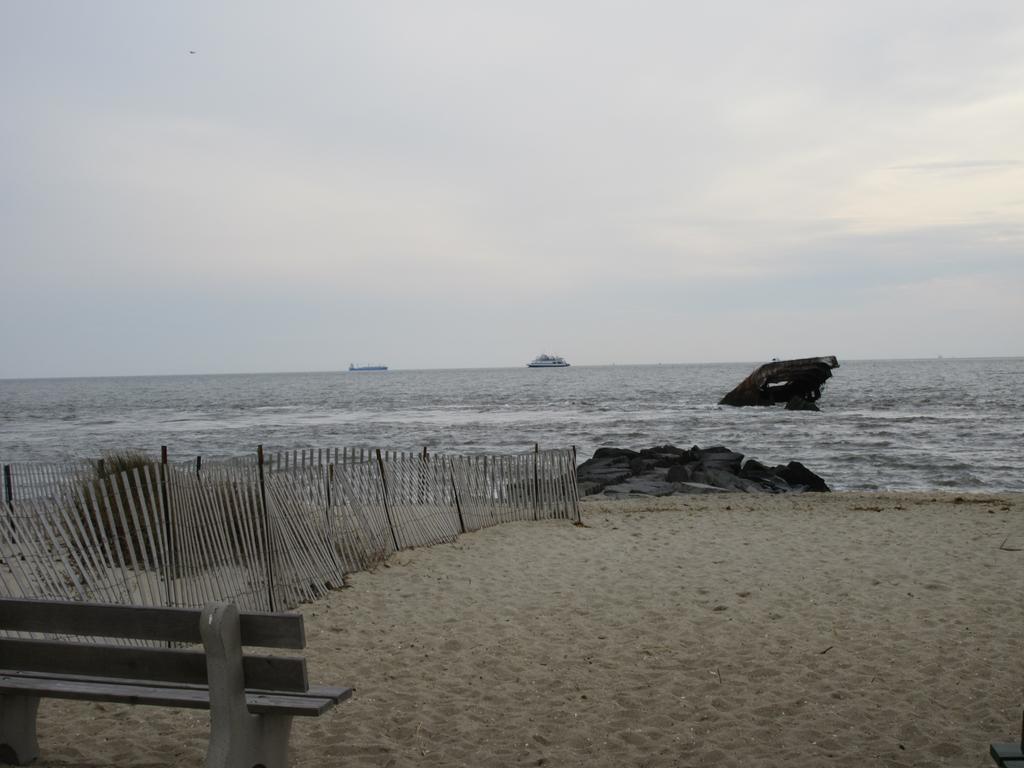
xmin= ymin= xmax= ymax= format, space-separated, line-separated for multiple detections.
xmin=32 ymin=492 xmax=1024 ymax=767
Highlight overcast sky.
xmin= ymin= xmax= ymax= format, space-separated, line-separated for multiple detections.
xmin=2 ymin=1 xmax=1022 ymax=377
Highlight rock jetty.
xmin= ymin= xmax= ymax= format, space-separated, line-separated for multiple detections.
xmin=577 ymin=444 xmax=830 ymax=496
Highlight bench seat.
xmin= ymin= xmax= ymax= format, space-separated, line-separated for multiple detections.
xmin=0 ymin=671 xmax=351 ymax=716
xmin=992 ymin=742 xmax=1024 ymax=766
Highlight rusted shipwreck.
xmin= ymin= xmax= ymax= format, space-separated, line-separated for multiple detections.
xmin=719 ymin=356 xmax=839 ymax=409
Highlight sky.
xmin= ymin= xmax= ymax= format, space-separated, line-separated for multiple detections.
xmin=1 ymin=1 xmax=1023 ymax=377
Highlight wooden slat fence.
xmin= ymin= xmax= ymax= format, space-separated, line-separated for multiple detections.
xmin=1 ymin=446 xmax=579 ymax=611
xmin=450 ymin=447 xmax=581 ymax=530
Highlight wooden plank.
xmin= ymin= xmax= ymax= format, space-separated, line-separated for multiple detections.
xmin=248 ymin=690 xmax=346 ymax=715
xmin=0 ymin=672 xmax=211 ymax=709
xmin=0 ymin=670 xmax=349 ymax=704
xmin=238 ymin=650 xmax=308 ymax=692
xmin=0 ymin=673 xmax=346 ymax=716
xmin=0 ymin=598 xmax=305 ymax=648
xmin=303 ymin=684 xmax=352 ymax=703
xmin=0 ymin=638 xmax=308 ymax=691
xmin=991 ymin=742 xmax=1024 ymax=766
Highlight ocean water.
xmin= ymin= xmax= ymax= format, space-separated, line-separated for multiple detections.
xmin=1 ymin=358 xmax=1022 ymax=492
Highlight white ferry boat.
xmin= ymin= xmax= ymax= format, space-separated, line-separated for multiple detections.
xmin=527 ymin=354 xmax=570 ymax=368
xmin=349 ymin=363 xmax=388 ymax=372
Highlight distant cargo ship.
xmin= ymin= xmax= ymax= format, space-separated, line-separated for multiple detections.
xmin=527 ymin=354 xmax=569 ymax=368
xmin=349 ymin=363 xmax=388 ymax=372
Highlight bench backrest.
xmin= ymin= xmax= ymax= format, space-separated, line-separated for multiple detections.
xmin=0 ymin=598 xmax=309 ymax=692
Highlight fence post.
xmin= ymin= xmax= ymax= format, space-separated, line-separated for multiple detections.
xmin=375 ymin=448 xmax=400 ymax=552
xmin=482 ymin=455 xmax=491 ymax=523
xmin=3 ymin=464 xmax=11 ymax=508
xmin=571 ymin=445 xmax=581 ymax=523
xmin=326 ymin=463 xmax=333 ymax=509
xmin=448 ymin=457 xmax=466 ymax=534
xmin=533 ymin=444 xmax=540 ymax=521
xmin=419 ymin=446 xmax=427 ymax=505
xmin=257 ymin=445 xmax=275 ymax=611
xmin=3 ymin=464 xmax=13 ymax=539
xmin=159 ymin=446 xmax=175 ymax=607
xmin=325 ymin=463 xmax=336 ymax=539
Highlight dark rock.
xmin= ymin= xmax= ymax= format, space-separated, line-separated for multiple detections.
xmin=665 ymin=464 xmax=693 ymax=483
xmin=739 ymin=459 xmax=791 ymax=491
xmin=575 ymin=456 xmax=634 ymax=495
xmin=775 ymin=461 xmax=830 ymax=492
xmin=629 ymin=457 xmax=660 ymax=475
xmin=673 ymin=482 xmax=730 ymax=494
xmin=637 ymin=446 xmax=692 ymax=468
xmin=593 ymin=447 xmax=640 ymax=460
xmin=604 ymin=478 xmax=678 ymax=496
xmin=694 ymin=448 xmax=744 ymax=474
xmin=739 ymin=458 xmax=771 ymax=476
xmin=640 ymin=444 xmax=693 ymax=460
xmin=692 ymin=467 xmax=764 ymax=492
xmin=578 ymin=444 xmax=829 ymax=496
xmin=785 ymin=396 xmax=820 ymax=411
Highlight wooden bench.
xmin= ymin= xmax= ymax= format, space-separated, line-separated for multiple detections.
xmin=991 ymin=711 xmax=1024 ymax=766
xmin=0 ymin=597 xmax=351 ymax=768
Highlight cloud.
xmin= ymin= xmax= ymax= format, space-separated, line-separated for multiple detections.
xmin=2 ymin=1 xmax=1024 ymax=375
xmin=890 ymin=160 xmax=1024 ymax=173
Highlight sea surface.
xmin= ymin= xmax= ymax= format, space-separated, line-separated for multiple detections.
xmin=1 ymin=358 xmax=1023 ymax=492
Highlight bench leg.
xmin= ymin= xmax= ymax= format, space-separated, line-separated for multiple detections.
xmin=206 ymin=712 xmax=293 ymax=768
xmin=0 ymin=694 xmax=40 ymax=765
xmin=248 ymin=714 xmax=293 ymax=768
xmin=201 ymin=603 xmax=295 ymax=768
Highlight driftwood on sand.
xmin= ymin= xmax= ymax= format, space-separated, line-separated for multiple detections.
xmin=719 ymin=356 xmax=840 ymax=410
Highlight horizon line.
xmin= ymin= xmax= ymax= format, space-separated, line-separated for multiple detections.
xmin=2 ymin=354 xmax=1022 ymax=382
